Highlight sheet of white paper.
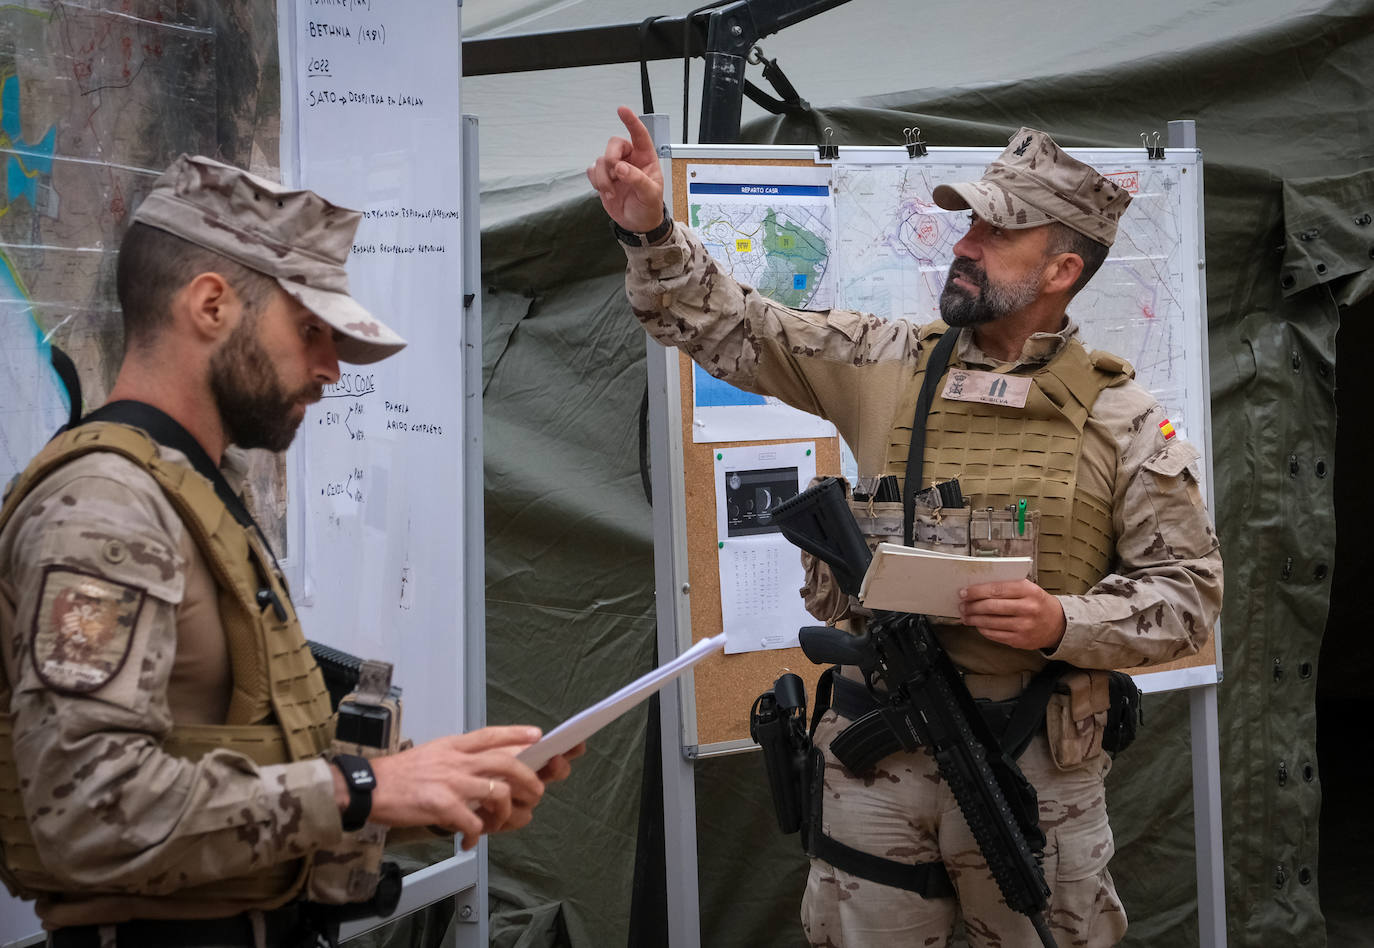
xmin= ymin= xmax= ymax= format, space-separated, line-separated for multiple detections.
xmin=713 ymin=444 xmax=817 ymax=654
xmin=516 ymin=634 xmax=726 ymax=770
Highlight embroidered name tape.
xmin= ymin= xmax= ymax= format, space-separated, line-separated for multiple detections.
xmin=940 ymin=368 xmax=1032 ymax=409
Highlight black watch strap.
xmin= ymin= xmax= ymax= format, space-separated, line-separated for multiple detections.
xmin=333 ymin=753 xmax=376 ymax=831
xmin=612 ymin=204 xmax=673 ymax=246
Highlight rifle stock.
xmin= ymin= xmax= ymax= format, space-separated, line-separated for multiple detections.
xmin=798 ymin=626 xmax=870 ymax=667
xmin=768 ymin=476 xmax=870 ymax=597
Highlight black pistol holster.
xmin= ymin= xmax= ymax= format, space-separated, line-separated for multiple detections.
xmin=750 ymin=668 xmax=957 ymax=898
xmin=749 ymin=672 xmax=810 ymax=834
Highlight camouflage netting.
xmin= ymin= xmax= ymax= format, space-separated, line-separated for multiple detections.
xmin=478 ymin=3 xmax=1373 ymax=946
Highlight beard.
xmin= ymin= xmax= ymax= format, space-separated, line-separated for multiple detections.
xmin=938 ymin=257 xmax=1042 ymax=327
xmin=209 ymin=316 xmax=321 ymax=453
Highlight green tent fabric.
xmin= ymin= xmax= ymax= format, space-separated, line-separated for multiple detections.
xmin=478 ymin=3 xmax=1373 ymax=945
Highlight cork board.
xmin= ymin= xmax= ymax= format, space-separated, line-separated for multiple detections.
xmin=666 ymin=153 xmax=1219 ymax=753
xmin=668 ymin=158 xmax=842 ymax=751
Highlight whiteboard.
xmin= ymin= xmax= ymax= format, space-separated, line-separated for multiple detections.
xmin=281 ymin=0 xmax=466 ymax=746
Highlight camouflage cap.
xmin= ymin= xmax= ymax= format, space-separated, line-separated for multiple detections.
xmin=932 ymin=128 xmax=1131 ymax=247
xmin=132 ymin=154 xmax=405 ymax=364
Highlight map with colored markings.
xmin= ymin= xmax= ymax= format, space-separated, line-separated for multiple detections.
xmin=0 ymin=1 xmax=282 ymax=535
xmin=680 ymin=153 xmax=1206 ymax=481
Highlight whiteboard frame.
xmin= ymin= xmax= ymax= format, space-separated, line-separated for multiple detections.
xmin=649 ymin=122 xmax=1225 ymax=948
xmin=278 ymin=2 xmax=486 ymax=944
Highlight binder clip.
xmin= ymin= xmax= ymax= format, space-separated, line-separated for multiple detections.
xmin=903 ymin=127 xmax=928 ymax=159
xmin=818 ymin=126 xmax=839 ymax=162
xmin=1141 ymin=131 xmax=1165 ymax=160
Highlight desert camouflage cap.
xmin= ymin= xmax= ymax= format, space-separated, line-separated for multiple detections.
xmin=132 ymin=154 xmax=405 ymax=364
xmin=932 ymin=128 xmax=1131 ymax=247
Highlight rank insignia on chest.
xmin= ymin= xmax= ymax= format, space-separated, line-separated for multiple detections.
xmin=32 ymin=566 xmax=144 ymax=694
xmin=1159 ymin=419 xmax=1177 ymax=440
xmin=940 ymin=368 xmax=1032 ymax=409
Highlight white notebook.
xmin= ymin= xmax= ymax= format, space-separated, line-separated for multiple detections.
xmin=859 ymin=542 xmax=1033 ymax=619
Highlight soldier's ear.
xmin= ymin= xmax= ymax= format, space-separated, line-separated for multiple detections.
xmin=176 ymin=272 xmax=241 ymax=343
xmin=1042 ymin=252 xmax=1084 ymax=296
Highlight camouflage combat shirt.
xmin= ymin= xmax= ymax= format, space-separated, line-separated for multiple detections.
xmin=623 ymin=223 xmax=1224 ymax=673
xmin=0 ymin=445 xmax=342 ymax=927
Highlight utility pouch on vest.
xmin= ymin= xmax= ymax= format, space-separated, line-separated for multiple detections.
xmin=1102 ymin=670 xmax=1143 ymax=755
xmin=749 ymin=673 xmax=811 ymax=834
xmin=307 ymin=658 xmax=401 ymax=909
xmin=911 ymin=496 xmax=1041 ymax=568
xmin=1044 ymin=668 xmax=1143 ymax=770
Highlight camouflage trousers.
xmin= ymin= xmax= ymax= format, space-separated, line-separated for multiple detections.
xmin=800 ymin=709 xmax=1127 ymax=948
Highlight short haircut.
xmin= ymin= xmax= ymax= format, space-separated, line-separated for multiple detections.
xmin=1045 ymin=222 xmax=1110 ymax=296
xmin=116 ymin=222 xmax=279 ymax=350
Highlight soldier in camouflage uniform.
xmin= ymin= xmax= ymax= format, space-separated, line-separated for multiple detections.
xmin=0 ymin=156 xmax=579 ymax=947
xmin=589 ymin=109 xmax=1222 ymax=947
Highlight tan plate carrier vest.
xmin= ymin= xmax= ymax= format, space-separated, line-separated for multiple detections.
xmin=882 ymin=326 xmax=1132 ymax=597
xmin=0 ymin=423 xmax=334 ymax=910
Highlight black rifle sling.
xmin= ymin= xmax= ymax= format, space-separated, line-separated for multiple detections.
xmin=999 ymin=661 xmax=1071 ymax=760
xmin=76 ymin=400 xmax=288 ymax=619
xmin=81 ymin=400 xmax=262 ymax=534
xmin=809 ymin=666 xmax=834 ymax=739
xmin=902 ymin=327 xmax=962 ymax=546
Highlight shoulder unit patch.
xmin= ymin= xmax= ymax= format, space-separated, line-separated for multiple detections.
xmin=32 ymin=566 xmax=144 ymax=694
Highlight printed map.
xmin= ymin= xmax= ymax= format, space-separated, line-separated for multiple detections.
xmin=833 ymin=161 xmax=1198 ymax=436
xmin=689 ymin=200 xmax=836 ymax=311
xmin=0 ymin=1 xmax=283 ymax=541
xmin=685 ymin=155 xmax=1205 ymax=453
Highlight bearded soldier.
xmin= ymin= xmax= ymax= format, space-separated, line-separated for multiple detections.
xmin=0 ymin=156 xmax=577 ymax=947
xmin=589 ymin=109 xmax=1221 ymax=947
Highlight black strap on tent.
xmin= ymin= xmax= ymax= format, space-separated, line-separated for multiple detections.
xmin=638 ymin=384 xmax=653 ymax=506
xmin=742 ymin=48 xmax=810 ymax=116
xmin=902 ymin=327 xmax=961 ymax=546
xmin=638 ymin=16 xmax=663 ymax=114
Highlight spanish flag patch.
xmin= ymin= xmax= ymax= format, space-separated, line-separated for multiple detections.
xmin=1159 ymin=419 xmax=1176 ymax=440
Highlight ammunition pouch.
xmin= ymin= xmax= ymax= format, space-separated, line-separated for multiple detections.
xmin=1102 ymin=670 xmax=1143 ymax=755
xmin=1041 ymin=666 xmax=1142 ymax=769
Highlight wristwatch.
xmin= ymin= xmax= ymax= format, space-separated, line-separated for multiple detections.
xmin=333 ymin=753 xmax=376 ymax=831
xmin=612 ymin=204 xmax=673 ymax=246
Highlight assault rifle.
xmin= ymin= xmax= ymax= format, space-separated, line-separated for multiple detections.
xmin=768 ymin=477 xmax=1058 ymax=948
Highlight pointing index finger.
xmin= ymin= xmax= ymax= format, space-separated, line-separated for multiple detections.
xmin=617 ymin=105 xmax=656 ymax=154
